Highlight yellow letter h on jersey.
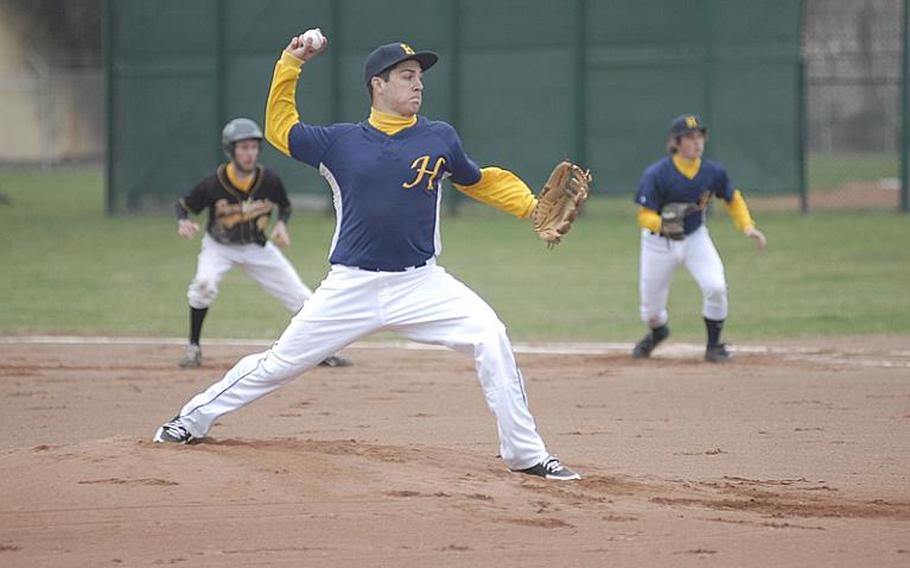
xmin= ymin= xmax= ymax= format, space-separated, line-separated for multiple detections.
xmin=403 ymin=155 xmax=446 ymax=190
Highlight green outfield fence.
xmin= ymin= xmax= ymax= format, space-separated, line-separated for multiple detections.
xmin=104 ymin=0 xmax=808 ymax=213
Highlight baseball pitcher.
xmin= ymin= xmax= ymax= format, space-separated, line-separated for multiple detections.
xmin=155 ymin=30 xmax=589 ymax=481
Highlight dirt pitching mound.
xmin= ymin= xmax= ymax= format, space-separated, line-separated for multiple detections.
xmin=1 ymin=340 xmax=908 ymax=567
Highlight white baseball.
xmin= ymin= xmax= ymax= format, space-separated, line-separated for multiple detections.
xmin=302 ymin=28 xmax=325 ymax=50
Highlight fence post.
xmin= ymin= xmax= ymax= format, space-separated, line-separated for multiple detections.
xmin=799 ymin=0 xmax=809 ymax=214
xmin=902 ymin=0 xmax=909 ymax=212
xmin=705 ymin=1 xmax=715 ymax=134
xmin=214 ymin=0 xmax=226 ymax=164
xmin=330 ymin=0 xmax=342 ymax=124
xmin=446 ymin=0 xmax=463 ymax=215
xmin=574 ymin=0 xmax=587 ymax=167
xmin=104 ymin=0 xmax=115 ymax=214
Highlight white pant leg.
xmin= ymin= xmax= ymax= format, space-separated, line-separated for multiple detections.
xmin=240 ymin=241 xmax=314 ymax=312
xmin=384 ymin=264 xmax=549 ymax=471
xmin=187 ymin=235 xmax=237 ymax=309
xmin=177 ymin=266 xmax=382 ymax=438
xmin=682 ymin=226 xmax=728 ymax=320
xmin=639 ymin=230 xmax=684 ymax=328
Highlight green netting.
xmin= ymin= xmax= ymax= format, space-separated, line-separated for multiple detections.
xmin=106 ymin=0 xmax=802 ymax=212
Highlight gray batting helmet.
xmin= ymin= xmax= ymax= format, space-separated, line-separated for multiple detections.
xmin=222 ymin=118 xmax=263 ymax=156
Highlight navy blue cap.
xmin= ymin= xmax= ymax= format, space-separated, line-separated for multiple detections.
xmin=670 ymin=114 xmax=707 ymax=137
xmin=363 ymin=42 xmax=438 ymax=90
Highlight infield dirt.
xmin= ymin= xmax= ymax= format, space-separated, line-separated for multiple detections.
xmin=1 ymin=339 xmax=908 ymax=567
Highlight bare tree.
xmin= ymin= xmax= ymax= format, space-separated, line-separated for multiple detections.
xmin=7 ymin=0 xmax=101 ymax=67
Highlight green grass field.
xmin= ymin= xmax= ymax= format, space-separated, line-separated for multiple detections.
xmin=1 ymin=167 xmax=908 ymax=343
xmin=807 ymin=152 xmax=899 ymax=191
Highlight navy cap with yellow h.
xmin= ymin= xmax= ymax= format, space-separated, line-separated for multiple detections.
xmin=670 ymin=114 xmax=708 ymax=137
xmin=363 ymin=42 xmax=438 ymax=93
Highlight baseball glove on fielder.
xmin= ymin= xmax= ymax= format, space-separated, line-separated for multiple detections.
xmin=532 ymin=161 xmax=592 ymax=246
xmin=659 ymin=202 xmax=698 ymax=240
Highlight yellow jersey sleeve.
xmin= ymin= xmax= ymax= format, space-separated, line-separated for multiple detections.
xmin=453 ymin=167 xmax=538 ymax=218
xmin=265 ymin=51 xmax=305 ymax=157
xmin=723 ymin=189 xmax=756 ymax=232
xmin=637 ymin=206 xmax=662 ymax=233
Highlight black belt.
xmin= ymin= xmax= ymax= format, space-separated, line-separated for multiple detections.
xmin=650 ymin=231 xmax=687 ymax=240
xmin=352 ymin=261 xmax=427 ymax=272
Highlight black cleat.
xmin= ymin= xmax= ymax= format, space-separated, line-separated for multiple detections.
xmin=632 ymin=325 xmax=670 ymax=359
xmin=153 ymin=417 xmax=195 ymax=444
xmin=513 ymin=456 xmax=581 ymax=481
xmin=705 ymin=343 xmax=732 ymax=363
xmin=319 ymin=355 xmax=353 ymax=367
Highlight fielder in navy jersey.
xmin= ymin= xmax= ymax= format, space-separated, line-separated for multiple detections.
xmin=632 ymin=114 xmax=767 ymax=362
xmin=153 ymin=30 xmax=580 ymax=481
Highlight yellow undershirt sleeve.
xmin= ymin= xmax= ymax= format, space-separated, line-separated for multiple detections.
xmin=723 ymin=189 xmax=756 ymax=232
xmin=637 ymin=206 xmax=662 ymax=233
xmin=452 ymin=167 xmax=538 ymax=218
xmin=265 ymin=51 xmax=305 ymax=157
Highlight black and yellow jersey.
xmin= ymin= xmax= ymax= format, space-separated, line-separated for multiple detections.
xmin=176 ymin=164 xmax=292 ymax=246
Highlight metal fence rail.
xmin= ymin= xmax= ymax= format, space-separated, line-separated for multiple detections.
xmin=803 ymin=0 xmax=909 ymax=212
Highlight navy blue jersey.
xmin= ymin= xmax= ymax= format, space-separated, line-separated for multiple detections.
xmin=288 ymin=117 xmax=481 ymax=271
xmin=634 ymin=157 xmax=734 ymax=235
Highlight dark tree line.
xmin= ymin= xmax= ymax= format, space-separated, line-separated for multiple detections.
xmin=8 ymin=0 xmax=101 ymax=67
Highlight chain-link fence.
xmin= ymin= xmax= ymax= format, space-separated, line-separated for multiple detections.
xmin=804 ymin=0 xmax=905 ymax=211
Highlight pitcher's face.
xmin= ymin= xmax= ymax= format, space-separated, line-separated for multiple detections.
xmin=374 ymin=60 xmax=424 ymax=117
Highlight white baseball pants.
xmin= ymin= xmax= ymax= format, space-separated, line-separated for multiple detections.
xmin=187 ymin=234 xmax=313 ymax=312
xmin=177 ymin=260 xmax=550 ymax=471
xmin=639 ymin=225 xmax=728 ymax=328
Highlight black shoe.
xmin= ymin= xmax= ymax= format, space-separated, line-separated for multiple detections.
xmin=153 ymin=417 xmax=195 ymax=444
xmin=319 ymin=355 xmax=352 ymax=367
xmin=514 ymin=456 xmax=581 ymax=481
xmin=705 ymin=343 xmax=732 ymax=363
xmin=632 ymin=325 xmax=670 ymax=359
